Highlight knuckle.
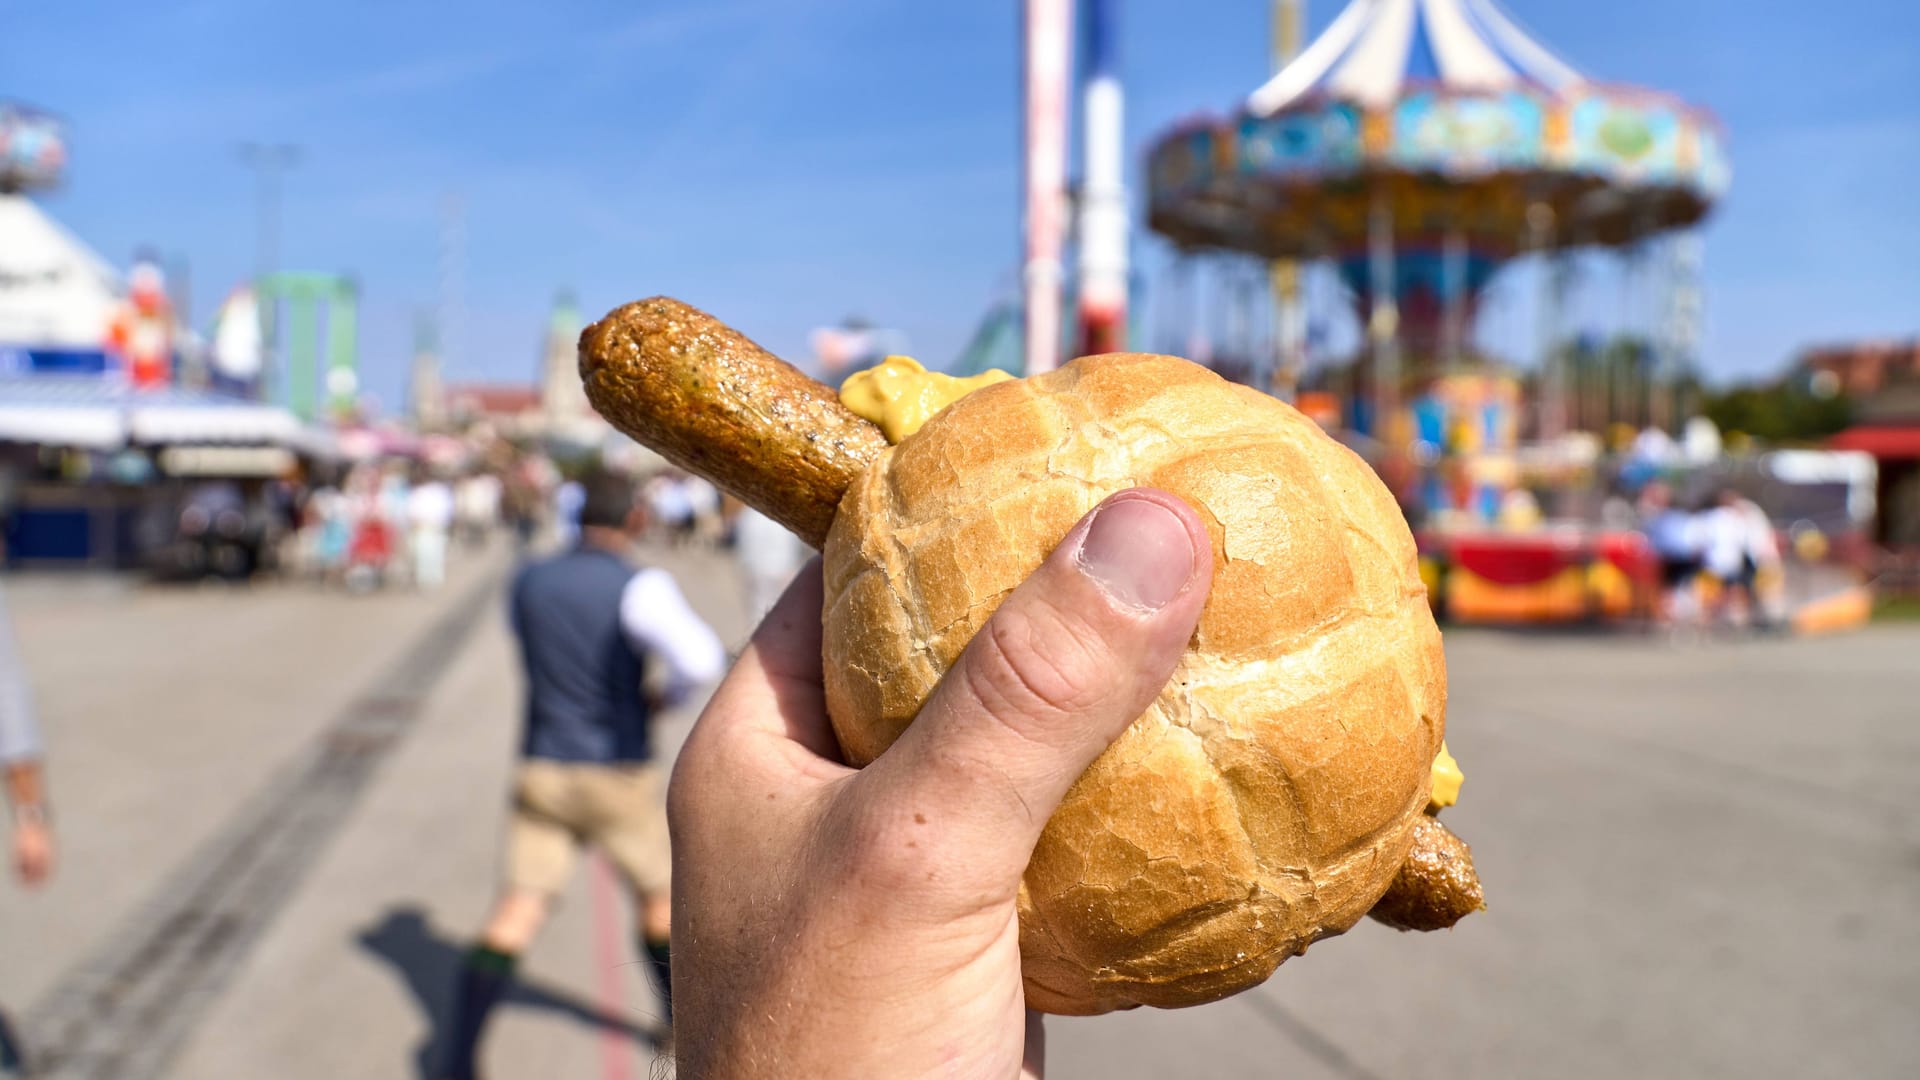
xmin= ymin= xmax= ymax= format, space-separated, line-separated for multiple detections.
xmin=964 ymin=605 xmax=1110 ymax=727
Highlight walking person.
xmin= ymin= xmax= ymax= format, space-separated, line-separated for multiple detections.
xmin=441 ymin=474 xmax=725 ymax=1080
xmin=455 ymin=471 xmax=502 ymax=550
xmin=1 ymin=583 xmax=52 ymax=1079
xmin=406 ymin=469 xmax=456 ymax=591
xmin=1637 ymin=481 xmax=1701 ymax=629
xmin=1698 ymin=488 xmax=1780 ymax=630
xmin=731 ymin=507 xmax=808 ymax=625
xmin=1 ymin=585 xmax=51 ymax=890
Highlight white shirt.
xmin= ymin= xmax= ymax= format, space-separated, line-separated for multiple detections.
xmin=457 ymin=475 xmax=501 ymax=520
xmin=733 ymin=507 xmax=808 ymax=580
xmin=620 ymin=567 xmax=728 ymax=704
xmin=1696 ymin=507 xmax=1751 ymax=579
xmin=407 ymin=482 xmax=455 ymax=530
xmin=0 ymin=586 xmax=41 ymax=765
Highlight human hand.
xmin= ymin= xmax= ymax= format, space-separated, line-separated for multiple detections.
xmin=13 ymin=818 xmax=53 ymax=887
xmin=667 ymin=489 xmax=1213 ymax=1078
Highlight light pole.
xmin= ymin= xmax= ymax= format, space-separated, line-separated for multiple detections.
xmin=238 ymin=143 xmax=299 ymax=284
xmin=238 ymin=143 xmax=299 ymax=403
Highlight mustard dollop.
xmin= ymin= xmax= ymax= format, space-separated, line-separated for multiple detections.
xmin=839 ymin=356 xmax=1011 ymax=444
xmin=1429 ymin=741 xmax=1464 ymax=811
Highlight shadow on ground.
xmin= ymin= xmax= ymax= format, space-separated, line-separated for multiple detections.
xmin=357 ymin=906 xmax=663 ymax=1079
xmin=0 ymin=1007 xmax=24 ymax=1077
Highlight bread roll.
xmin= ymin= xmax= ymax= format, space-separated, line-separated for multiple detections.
xmin=822 ymin=354 xmax=1446 ymax=1015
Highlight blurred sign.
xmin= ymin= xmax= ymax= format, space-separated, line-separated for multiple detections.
xmin=0 ymin=103 xmax=67 ymax=192
xmin=811 ymin=324 xmax=907 ymax=379
xmin=210 ymin=286 xmax=264 ymax=382
xmin=160 ymin=445 xmax=296 ymax=478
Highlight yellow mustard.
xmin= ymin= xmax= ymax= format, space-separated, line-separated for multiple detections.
xmin=1429 ymin=741 xmax=1464 ymax=811
xmin=839 ymin=356 xmax=1012 ymax=444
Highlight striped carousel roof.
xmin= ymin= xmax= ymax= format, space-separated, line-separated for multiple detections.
xmin=1248 ymin=0 xmax=1584 ymax=115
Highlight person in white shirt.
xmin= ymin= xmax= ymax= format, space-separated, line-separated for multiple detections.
xmin=455 ymin=472 xmax=502 ymax=550
xmin=1 ymin=585 xmax=52 ymax=889
xmin=444 ymin=474 xmax=723 ymax=1077
xmin=406 ymin=473 xmax=456 ymax=591
xmin=732 ymin=507 xmax=810 ymax=625
xmin=1697 ymin=489 xmax=1780 ymax=628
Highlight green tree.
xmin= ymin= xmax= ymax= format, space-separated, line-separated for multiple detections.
xmin=1700 ymin=383 xmax=1852 ymax=443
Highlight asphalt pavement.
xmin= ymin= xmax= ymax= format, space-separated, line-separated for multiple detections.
xmin=3 ymin=538 xmax=1916 ymax=1079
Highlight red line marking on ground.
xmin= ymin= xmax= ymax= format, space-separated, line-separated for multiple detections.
xmin=589 ymin=853 xmax=635 ymax=1080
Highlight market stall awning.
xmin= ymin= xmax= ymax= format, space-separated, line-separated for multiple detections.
xmin=0 ymin=401 xmax=121 ymax=448
xmin=1828 ymin=425 xmax=1920 ymax=462
xmin=129 ymin=398 xmax=298 ymax=444
xmin=0 ymin=374 xmax=318 ymax=450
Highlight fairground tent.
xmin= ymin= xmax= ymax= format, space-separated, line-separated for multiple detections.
xmin=0 ymin=192 xmax=121 ymax=373
xmin=0 ymin=193 xmax=326 ymax=452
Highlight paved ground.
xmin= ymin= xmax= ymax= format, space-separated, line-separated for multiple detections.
xmin=3 ymin=539 xmax=1917 ymax=1079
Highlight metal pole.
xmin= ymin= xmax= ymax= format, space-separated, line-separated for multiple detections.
xmin=1075 ymin=0 xmax=1127 ymax=356
xmin=239 ymin=143 xmax=298 ymax=286
xmin=1368 ymin=184 xmax=1399 ymax=438
xmin=1529 ymin=202 xmax=1564 ymax=441
xmin=1267 ymin=0 xmax=1306 ymax=399
xmin=1022 ymin=0 xmax=1073 ymax=374
xmin=325 ymin=278 xmax=359 ymax=416
xmin=1167 ymin=253 xmax=1196 ymax=355
xmin=239 ymin=143 xmax=298 ymax=404
xmin=1442 ymin=218 xmax=1467 ymax=374
xmin=285 ymin=283 xmax=319 ymax=421
xmin=1667 ymin=232 xmax=1703 ymax=431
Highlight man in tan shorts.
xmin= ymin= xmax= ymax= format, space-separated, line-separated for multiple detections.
xmin=443 ymin=474 xmax=724 ymax=1080
xmin=505 ymin=756 xmax=671 ymax=901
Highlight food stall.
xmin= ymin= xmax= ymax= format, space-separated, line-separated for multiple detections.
xmin=0 ymin=374 xmax=332 ymax=570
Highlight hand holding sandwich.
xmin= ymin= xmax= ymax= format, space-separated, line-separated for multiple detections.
xmin=668 ymin=491 xmax=1214 ymax=1078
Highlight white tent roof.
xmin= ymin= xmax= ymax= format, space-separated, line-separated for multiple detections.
xmin=1249 ymin=0 xmax=1584 ymax=115
xmin=0 ymin=193 xmax=123 ymax=350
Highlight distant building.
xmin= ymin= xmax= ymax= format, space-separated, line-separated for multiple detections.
xmin=1799 ymin=339 xmax=1920 ymax=397
xmin=1827 ymin=363 xmax=1920 ymax=553
xmin=418 ymin=291 xmax=614 ymax=447
xmin=539 ymin=290 xmax=603 ymax=446
xmin=445 ymin=382 xmax=544 ymax=440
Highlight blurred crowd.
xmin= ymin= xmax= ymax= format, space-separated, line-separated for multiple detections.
xmin=147 ymin=453 xmax=813 ymax=624
xmin=1635 ymin=481 xmax=1786 ymax=632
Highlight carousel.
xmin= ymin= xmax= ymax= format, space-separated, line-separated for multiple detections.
xmin=1144 ymin=0 xmax=1731 ymax=623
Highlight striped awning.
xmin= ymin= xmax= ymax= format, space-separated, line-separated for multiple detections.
xmin=1249 ymin=0 xmax=1584 ymax=115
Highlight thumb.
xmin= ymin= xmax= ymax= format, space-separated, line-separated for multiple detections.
xmin=859 ymin=489 xmax=1213 ymax=875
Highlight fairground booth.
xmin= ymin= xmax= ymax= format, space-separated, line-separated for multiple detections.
xmin=0 ymin=104 xmax=329 ymax=569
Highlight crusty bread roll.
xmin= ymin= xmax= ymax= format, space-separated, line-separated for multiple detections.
xmin=821 ymin=353 xmax=1446 ymax=1015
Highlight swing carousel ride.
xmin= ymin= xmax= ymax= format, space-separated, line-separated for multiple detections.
xmin=1145 ymin=0 xmax=1730 ymax=620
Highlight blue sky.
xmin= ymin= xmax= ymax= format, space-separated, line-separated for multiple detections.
xmin=4 ymin=0 xmax=1916 ymax=411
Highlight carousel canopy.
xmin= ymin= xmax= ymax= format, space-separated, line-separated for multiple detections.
xmin=1148 ymin=0 xmax=1728 ymax=264
xmin=1249 ymin=0 xmax=1582 ymax=114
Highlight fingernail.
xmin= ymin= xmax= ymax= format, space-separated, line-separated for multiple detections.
xmin=1075 ymin=496 xmax=1197 ymax=612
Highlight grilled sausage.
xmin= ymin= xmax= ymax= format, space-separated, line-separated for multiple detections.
xmin=585 ymin=296 xmax=1485 ymax=938
xmin=1368 ymin=813 xmax=1485 ymax=932
xmin=579 ymin=297 xmax=888 ymax=548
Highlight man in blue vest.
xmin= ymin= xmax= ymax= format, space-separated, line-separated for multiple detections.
xmin=443 ymin=472 xmax=725 ymax=1079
